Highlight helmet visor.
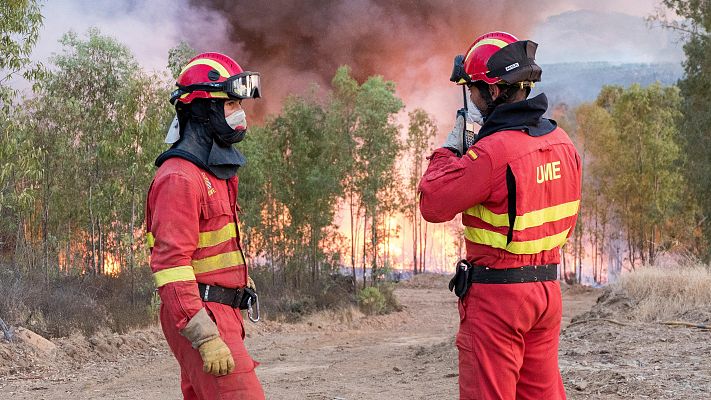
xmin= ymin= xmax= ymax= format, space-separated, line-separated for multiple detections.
xmin=226 ymin=72 xmax=261 ymax=99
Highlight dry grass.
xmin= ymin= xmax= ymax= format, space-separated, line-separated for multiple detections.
xmin=398 ymin=273 xmax=451 ymax=289
xmin=609 ymin=265 xmax=711 ymax=322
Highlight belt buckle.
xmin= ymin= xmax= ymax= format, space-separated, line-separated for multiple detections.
xmin=203 ymin=284 xmax=211 ymax=302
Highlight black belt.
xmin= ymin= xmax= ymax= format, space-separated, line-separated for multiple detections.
xmin=198 ymin=283 xmax=245 ymax=309
xmin=469 ymin=263 xmax=558 ymax=284
xmin=449 ymin=260 xmax=558 ymax=299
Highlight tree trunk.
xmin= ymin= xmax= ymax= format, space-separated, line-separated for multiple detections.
xmin=423 ymin=221 xmax=429 ymax=273
xmin=129 ymin=165 xmax=137 ymax=306
xmin=412 ymin=202 xmax=418 ymax=275
xmin=42 ymin=170 xmax=50 ymax=286
xmin=362 ymin=209 xmax=367 ymax=290
xmin=350 ymin=192 xmax=357 ymax=292
xmin=89 ymin=185 xmax=97 ymax=274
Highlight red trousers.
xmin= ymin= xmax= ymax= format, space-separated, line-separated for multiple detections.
xmin=456 ymin=281 xmax=566 ymax=400
xmin=161 ymin=301 xmax=265 ymax=400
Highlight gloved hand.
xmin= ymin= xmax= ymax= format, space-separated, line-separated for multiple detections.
xmin=198 ymin=336 xmax=235 ymax=376
xmin=441 ymin=111 xmax=467 ymax=156
xmin=181 ymin=308 xmax=235 ymax=376
xmin=247 ymin=276 xmax=256 ymax=291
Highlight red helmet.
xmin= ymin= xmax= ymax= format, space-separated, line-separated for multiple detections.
xmin=463 ymin=32 xmax=518 ymax=84
xmin=171 ymin=52 xmax=261 ymax=105
xmin=450 ymin=31 xmax=541 ymax=87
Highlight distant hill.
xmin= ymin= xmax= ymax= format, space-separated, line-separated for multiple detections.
xmin=533 ymin=10 xmax=685 ymax=64
xmin=532 ymin=62 xmax=684 ymax=107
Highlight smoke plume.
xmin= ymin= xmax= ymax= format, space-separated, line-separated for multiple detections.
xmin=190 ymin=0 xmax=564 ymax=127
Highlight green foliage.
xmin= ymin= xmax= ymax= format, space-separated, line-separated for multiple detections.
xmin=357 ymin=286 xmax=386 ymax=315
xmin=0 ymin=27 xmax=171 ymax=326
xmin=406 ymin=109 xmax=436 ymax=274
xmin=661 ymin=0 xmax=711 ymax=260
xmin=575 ymin=83 xmax=692 ymax=270
xmin=0 ymin=0 xmax=44 ymax=110
xmin=0 ymin=0 xmax=44 ymax=244
xmin=328 ymin=66 xmax=404 ymax=287
xmin=357 ymin=284 xmax=401 ymax=315
xmin=238 ymin=90 xmax=351 ymax=287
xmin=167 ymin=41 xmax=197 ymax=80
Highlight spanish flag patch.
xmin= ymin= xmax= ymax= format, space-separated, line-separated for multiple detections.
xmin=467 ymin=149 xmax=478 ymax=160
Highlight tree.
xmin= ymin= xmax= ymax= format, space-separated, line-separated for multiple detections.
xmin=327 ymin=66 xmax=403 ymax=288
xmin=575 ymin=84 xmax=691 ymax=272
xmin=573 ymin=103 xmax=617 ymax=283
xmin=0 ymin=0 xmax=44 ymax=110
xmin=350 ymin=73 xmax=403 ymax=287
xmin=167 ymin=41 xmax=197 ymax=80
xmin=660 ymin=0 xmax=711 ymax=261
xmin=0 ymin=0 xmax=44 ymax=259
xmin=405 ymin=109 xmax=436 ymax=275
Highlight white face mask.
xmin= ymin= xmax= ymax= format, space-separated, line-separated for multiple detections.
xmin=466 ymin=87 xmax=484 ymax=126
xmin=225 ymin=109 xmax=247 ymax=131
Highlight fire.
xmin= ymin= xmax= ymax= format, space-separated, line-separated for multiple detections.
xmin=336 ymin=207 xmax=461 ymax=274
xmin=103 ymin=252 xmax=121 ymax=276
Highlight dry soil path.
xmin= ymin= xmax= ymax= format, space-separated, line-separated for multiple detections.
xmin=0 ymin=282 xmax=599 ymax=399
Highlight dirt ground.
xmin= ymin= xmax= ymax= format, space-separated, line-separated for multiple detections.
xmin=1 ymin=276 xmax=709 ymax=399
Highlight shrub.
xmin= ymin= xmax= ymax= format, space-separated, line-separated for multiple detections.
xmin=357 ymin=286 xmax=386 ymax=315
xmin=0 ymin=265 xmax=157 ymax=338
xmin=248 ymin=266 xmax=355 ymax=321
xmin=378 ymin=283 xmax=403 ymax=313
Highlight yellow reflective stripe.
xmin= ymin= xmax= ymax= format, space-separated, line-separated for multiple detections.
xmin=179 ymin=59 xmax=230 ymax=78
xmin=153 ymin=266 xmax=195 ymax=287
xmin=466 ymin=204 xmax=509 ymax=227
xmin=192 ymin=251 xmax=245 ymax=274
xmin=464 ymin=226 xmax=508 ymax=249
xmin=465 ymin=200 xmax=580 ymax=230
xmin=146 ymin=232 xmax=155 ymax=248
xmin=507 ymin=229 xmax=570 ymax=254
xmin=198 ymin=223 xmax=237 ymax=248
xmin=179 ymin=90 xmax=228 ymax=100
xmin=464 ymin=227 xmax=570 ymax=255
xmin=514 ymin=200 xmax=580 ymax=230
xmin=465 ymin=38 xmax=509 ymax=61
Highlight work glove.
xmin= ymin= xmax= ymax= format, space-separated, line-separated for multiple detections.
xmin=247 ymin=276 xmax=256 ymax=292
xmin=441 ymin=103 xmax=483 ymax=156
xmin=198 ymin=336 xmax=235 ymax=376
xmin=181 ymin=308 xmax=235 ymax=376
xmin=441 ymin=111 xmax=468 ymax=156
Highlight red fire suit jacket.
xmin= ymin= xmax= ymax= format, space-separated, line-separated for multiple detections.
xmin=419 ymin=126 xmax=582 ymax=269
xmin=146 ymin=157 xmax=248 ymax=330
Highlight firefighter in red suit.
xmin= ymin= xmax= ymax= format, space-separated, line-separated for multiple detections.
xmin=418 ymin=32 xmax=582 ymax=400
xmin=145 ymin=52 xmax=265 ymax=399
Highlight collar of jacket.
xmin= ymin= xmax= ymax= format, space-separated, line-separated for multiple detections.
xmin=474 ymin=93 xmax=557 ymax=144
xmin=155 ymin=119 xmax=245 ymax=180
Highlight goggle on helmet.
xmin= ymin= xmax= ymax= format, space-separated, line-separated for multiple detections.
xmin=170 ymin=52 xmax=261 ymax=105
